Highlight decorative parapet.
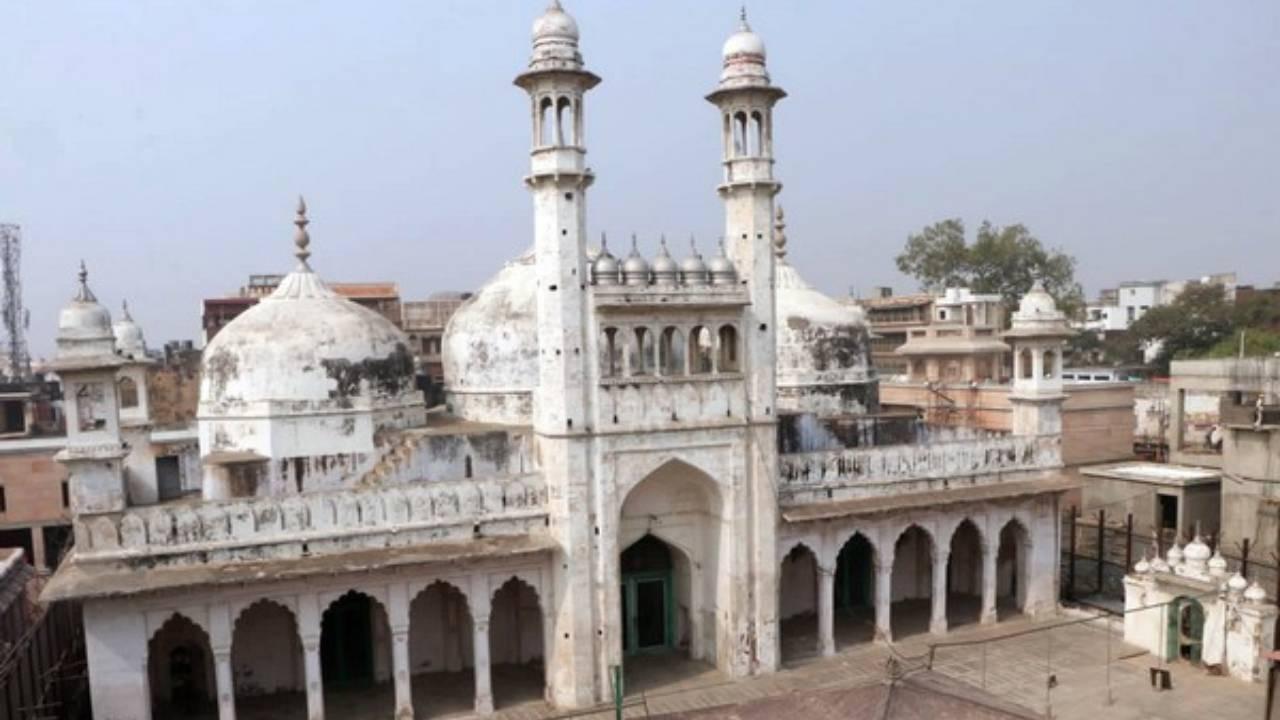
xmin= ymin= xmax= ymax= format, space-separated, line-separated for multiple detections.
xmin=72 ymin=475 xmax=547 ymax=567
xmin=779 ymin=433 xmax=1061 ymax=505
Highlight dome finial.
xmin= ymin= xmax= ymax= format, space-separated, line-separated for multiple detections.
xmin=294 ymin=195 xmax=312 ymax=267
xmin=739 ymin=6 xmax=750 ymax=31
xmin=74 ymin=260 xmax=97 ymax=303
xmin=600 ymin=231 xmax=609 ymax=254
xmin=121 ymin=299 xmax=133 ymax=321
xmin=549 ymin=0 xmax=563 ymax=9
xmin=774 ymin=205 xmax=788 ymax=260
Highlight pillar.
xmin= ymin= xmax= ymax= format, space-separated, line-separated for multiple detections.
xmin=930 ymin=547 xmax=949 ymax=635
xmin=297 ymin=593 xmax=325 ymax=720
xmin=471 ymin=576 xmax=494 ymax=715
xmin=387 ymin=582 xmax=414 ymax=720
xmin=817 ymin=563 xmax=835 ymax=656
xmin=208 ymin=603 xmax=236 ymax=720
xmin=30 ymin=526 xmax=47 ymax=571
xmin=1031 ymin=346 xmax=1044 ymax=382
xmin=981 ymin=541 xmax=998 ymax=625
xmin=473 ymin=611 xmax=494 ymax=715
xmin=874 ymin=556 xmax=893 ymax=643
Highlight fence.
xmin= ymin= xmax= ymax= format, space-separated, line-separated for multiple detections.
xmin=0 ymin=600 xmax=87 ymax=720
xmin=1060 ymin=505 xmax=1280 ymax=611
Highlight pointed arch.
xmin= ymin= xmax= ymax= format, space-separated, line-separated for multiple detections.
xmin=231 ymin=599 xmax=305 ymax=714
xmin=890 ymin=524 xmax=935 ymax=640
xmin=779 ymin=542 xmax=819 ymax=661
xmin=148 ymin=612 xmax=215 ymax=719
xmin=996 ymin=517 xmax=1032 ymax=617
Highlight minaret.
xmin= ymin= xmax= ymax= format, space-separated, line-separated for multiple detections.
xmin=1003 ymin=282 xmax=1074 ymax=437
xmin=513 ymin=1 xmax=599 ymax=708
xmin=706 ymin=9 xmax=784 ymax=421
xmin=51 ymin=262 xmax=129 ymax=517
xmin=706 ymin=9 xmax=785 ymax=676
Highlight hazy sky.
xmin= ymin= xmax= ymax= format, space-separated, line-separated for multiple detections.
xmin=2 ymin=1 xmax=1277 ymax=357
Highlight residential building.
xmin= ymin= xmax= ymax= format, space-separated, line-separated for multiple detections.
xmin=402 ymin=291 xmax=472 ymax=389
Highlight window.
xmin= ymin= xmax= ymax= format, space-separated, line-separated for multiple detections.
xmin=464 ymin=455 xmax=473 ymax=479
xmin=61 ymin=481 xmax=70 ymax=509
xmin=0 ymin=486 xmax=7 ymax=513
xmin=630 ymin=328 xmax=656 ymax=376
xmin=1158 ymin=495 xmax=1178 ymax=532
xmin=119 ymin=376 xmax=139 ymax=409
xmin=717 ymin=325 xmax=739 ymax=372
xmin=1042 ymin=349 xmax=1056 ymax=379
xmin=601 ymin=327 xmax=621 ymax=377
xmin=689 ymin=326 xmax=714 ymax=374
xmin=1126 ymin=307 xmax=1135 ymax=322
xmin=659 ymin=327 xmax=685 ymax=375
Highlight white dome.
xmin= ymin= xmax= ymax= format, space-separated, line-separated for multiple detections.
xmin=112 ymin=301 xmax=146 ymax=359
xmin=1245 ymin=582 xmax=1268 ymax=603
xmin=1166 ymin=543 xmax=1184 ymax=566
xmin=776 ymin=261 xmax=875 ymax=415
xmin=1016 ymin=282 xmax=1059 ymax=317
xmin=1184 ymin=535 xmax=1211 ymax=562
xmin=54 ymin=262 xmax=119 ymax=363
xmin=442 ymin=250 xmax=538 ymax=425
xmin=1228 ymin=572 xmax=1249 ymax=592
xmin=722 ymin=28 xmax=765 ymax=60
xmin=533 ymin=1 xmax=578 ymax=43
xmin=1134 ymin=557 xmax=1151 ymax=574
xmin=200 ymin=269 xmax=418 ymax=416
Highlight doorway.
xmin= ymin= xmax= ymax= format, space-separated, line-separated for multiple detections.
xmin=322 ymin=592 xmax=375 ymax=688
xmin=1168 ymin=596 xmax=1204 ymax=664
xmin=620 ymin=535 xmax=673 ymax=655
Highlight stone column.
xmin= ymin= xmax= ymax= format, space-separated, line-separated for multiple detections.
xmin=874 ymin=557 xmax=893 ymax=643
xmin=817 ymin=563 xmax=835 ymax=656
xmin=1032 ymin=346 xmax=1044 ymax=382
xmin=297 ymin=593 xmax=325 ymax=720
xmin=213 ymin=648 xmax=237 ymax=720
xmin=930 ymin=548 xmax=949 ymax=635
xmin=981 ymin=541 xmax=998 ymax=625
xmin=387 ymin=582 xmax=414 ymax=720
xmin=30 ymin=527 xmax=46 ymax=572
xmin=207 ymin=603 xmax=237 ymax=720
xmin=473 ymin=610 xmax=494 ymax=715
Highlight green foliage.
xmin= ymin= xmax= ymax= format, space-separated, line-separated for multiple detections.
xmin=1201 ymin=329 xmax=1280 ymax=359
xmin=895 ymin=219 xmax=1083 ymax=318
xmin=1128 ymin=284 xmax=1234 ymax=372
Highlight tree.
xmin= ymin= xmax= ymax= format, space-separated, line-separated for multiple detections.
xmin=895 ymin=219 xmax=1083 ymax=318
xmin=1127 ymin=283 xmax=1234 ymax=372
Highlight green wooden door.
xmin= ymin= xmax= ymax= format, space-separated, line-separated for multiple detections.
xmin=1167 ymin=597 xmax=1205 ymax=664
xmin=621 ymin=571 xmax=673 ymax=655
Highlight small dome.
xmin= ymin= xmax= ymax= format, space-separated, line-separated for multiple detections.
xmin=1150 ymin=557 xmax=1170 ymax=573
xmin=717 ymin=9 xmax=771 ymax=87
xmin=593 ymin=237 xmax=620 ymax=285
xmin=1208 ymin=550 xmax=1228 ymax=577
xmin=680 ymin=239 xmax=709 ymax=286
xmin=622 ymin=236 xmax=651 ymax=286
xmin=1166 ymin=543 xmax=1184 ymax=567
xmin=708 ymin=240 xmax=737 ymax=285
xmin=1245 ymin=581 xmax=1268 ymax=603
xmin=1184 ymin=535 xmax=1211 ymax=561
xmin=1228 ymin=572 xmax=1249 ymax=593
xmin=55 ymin=262 xmax=117 ymax=362
xmin=1134 ymin=557 xmax=1151 ymax=574
xmin=1017 ymin=281 xmax=1059 ymax=317
xmin=533 ymin=0 xmax=579 ymax=43
xmin=443 ymin=250 xmax=538 ymax=425
xmin=722 ymin=27 xmax=765 ymax=61
xmin=113 ymin=300 xmax=147 ymax=358
xmin=651 ymin=237 xmax=679 ymax=285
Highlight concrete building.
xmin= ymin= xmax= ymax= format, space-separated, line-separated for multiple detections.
xmin=894 ymin=288 xmax=1009 ymax=385
xmin=44 ymin=8 xmax=1075 ymax=720
xmin=1083 ymin=273 xmax=1238 ymax=334
xmin=402 ymin=291 xmax=471 ymax=388
xmin=202 ymin=275 xmax=403 ymax=344
xmin=849 ymin=290 xmax=933 ymax=377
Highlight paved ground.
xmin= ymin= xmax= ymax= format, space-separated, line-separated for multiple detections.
xmin=193 ymin=608 xmax=1266 ymax=719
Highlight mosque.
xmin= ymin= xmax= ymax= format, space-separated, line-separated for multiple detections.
xmin=43 ymin=4 xmax=1073 ymax=719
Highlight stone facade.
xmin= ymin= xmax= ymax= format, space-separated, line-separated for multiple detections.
xmin=43 ymin=6 xmax=1078 ymax=720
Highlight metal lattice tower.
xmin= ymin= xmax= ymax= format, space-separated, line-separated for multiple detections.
xmin=0 ymin=224 xmax=29 ymax=380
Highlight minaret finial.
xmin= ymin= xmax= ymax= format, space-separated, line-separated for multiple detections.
xmin=630 ymin=233 xmax=639 ymax=254
xmin=600 ymin=231 xmax=609 ymax=253
xmin=690 ymin=235 xmax=700 ymax=256
xmin=739 ymin=6 xmax=750 ymax=31
xmin=121 ymin=299 xmax=133 ymax=321
xmin=74 ymin=260 xmax=97 ymax=303
xmin=774 ymin=205 xmax=787 ymax=260
xmin=293 ymin=195 xmax=311 ymax=267
xmin=549 ymin=0 xmax=563 ymax=9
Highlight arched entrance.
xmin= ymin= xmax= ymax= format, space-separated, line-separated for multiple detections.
xmin=891 ymin=525 xmax=935 ymax=639
xmin=148 ymin=613 xmax=215 ymax=719
xmin=778 ymin=544 xmax=819 ymax=661
xmin=1168 ymin=596 xmax=1205 ymax=663
xmin=490 ymin=577 xmax=546 ymax=710
xmin=409 ymin=581 xmax=473 ymax=717
xmin=321 ymin=590 xmax=393 ymax=716
xmin=617 ymin=459 xmax=726 ymax=689
xmin=947 ymin=520 xmax=983 ymax=628
xmin=621 ymin=535 xmax=676 ymax=654
xmin=996 ymin=519 xmax=1030 ymax=618
xmin=833 ymin=533 xmax=876 ymax=649
xmin=232 ymin=600 xmax=305 ymax=718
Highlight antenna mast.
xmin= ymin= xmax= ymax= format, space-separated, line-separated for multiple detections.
xmin=0 ymin=224 xmax=30 ymax=380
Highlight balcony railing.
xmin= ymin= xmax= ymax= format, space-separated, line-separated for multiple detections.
xmin=779 ymin=433 xmax=1061 ymax=505
xmin=73 ymin=475 xmax=547 ymax=565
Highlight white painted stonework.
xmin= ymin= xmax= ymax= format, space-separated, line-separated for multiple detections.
xmin=43 ymin=6 xmax=1078 ymax=720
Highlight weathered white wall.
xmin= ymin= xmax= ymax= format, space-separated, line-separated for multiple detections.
xmin=231 ymin=601 xmax=303 ymax=696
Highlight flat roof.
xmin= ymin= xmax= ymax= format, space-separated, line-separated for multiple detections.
xmin=782 ymin=477 xmax=1078 ymax=524
xmin=1080 ymin=462 xmax=1220 ymax=487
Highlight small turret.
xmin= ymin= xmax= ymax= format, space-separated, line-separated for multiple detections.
xmin=680 ymin=238 xmax=709 ymax=286
xmin=708 ymin=238 xmax=738 ymax=285
xmin=651 ymin=236 xmax=679 ymax=286
xmin=621 ymin=235 xmax=651 ymax=286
